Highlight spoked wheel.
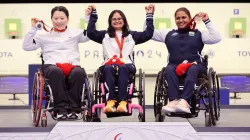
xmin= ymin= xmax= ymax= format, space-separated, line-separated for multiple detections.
xmin=153 ymin=68 xmax=167 ymax=118
xmin=207 ymin=67 xmax=217 ymax=126
xmin=138 ymin=69 xmax=145 ymax=122
xmin=83 ymin=77 xmax=93 ymax=122
xmin=214 ymin=74 xmax=220 ymax=121
xmin=31 ymin=70 xmax=44 ymax=127
xmin=91 ymin=71 xmax=101 ymax=122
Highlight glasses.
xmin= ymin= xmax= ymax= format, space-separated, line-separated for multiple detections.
xmin=112 ymin=18 xmax=123 ymax=21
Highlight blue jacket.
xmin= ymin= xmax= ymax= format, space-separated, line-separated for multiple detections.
xmin=145 ymin=19 xmax=222 ymax=65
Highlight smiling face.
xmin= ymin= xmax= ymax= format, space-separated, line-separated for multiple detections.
xmin=175 ymin=11 xmax=191 ymax=29
xmin=51 ymin=11 xmax=69 ymax=30
xmin=174 ymin=7 xmax=192 ymax=29
xmin=111 ymin=12 xmax=124 ymax=31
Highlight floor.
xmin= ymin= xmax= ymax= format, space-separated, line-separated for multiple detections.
xmin=0 ymin=108 xmax=250 ymax=133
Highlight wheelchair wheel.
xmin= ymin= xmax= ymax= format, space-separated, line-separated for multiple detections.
xmin=83 ymin=77 xmax=93 ymax=122
xmin=214 ymin=74 xmax=220 ymax=121
xmin=91 ymin=71 xmax=101 ymax=122
xmin=85 ymin=75 xmax=92 ymax=110
xmin=155 ymin=113 xmax=165 ymax=122
xmin=31 ymin=70 xmax=44 ymax=127
xmin=138 ymin=69 xmax=145 ymax=122
xmin=205 ymin=112 xmax=212 ymax=127
xmin=207 ymin=67 xmax=217 ymax=126
xmin=153 ymin=68 xmax=167 ymax=118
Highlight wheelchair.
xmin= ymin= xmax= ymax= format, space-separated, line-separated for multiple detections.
xmin=31 ymin=55 xmax=92 ymax=127
xmin=90 ymin=53 xmax=146 ymax=122
xmin=154 ymin=55 xmax=220 ymax=127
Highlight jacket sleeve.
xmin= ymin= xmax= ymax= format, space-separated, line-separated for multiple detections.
xmin=86 ymin=9 xmax=106 ymax=44
xmin=78 ymin=29 xmax=90 ymax=43
xmin=201 ymin=19 xmax=222 ymax=44
xmin=143 ymin=19 xmax=170 ymax=43
xmin=22 ymin=27 xmax=43 ymax=51
xmin=78 ymin=15 xmax=90 ymax=43
xmin=130 ymin=13 xmax=154 ymax=45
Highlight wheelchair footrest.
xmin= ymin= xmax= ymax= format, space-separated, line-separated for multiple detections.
xmin=128 ymin=103 xmax=143 ymax=114
xmin=106 ymin=112 xmax=132 ymax=118
xmin=92 ymin=103 xmax=105 ymax=113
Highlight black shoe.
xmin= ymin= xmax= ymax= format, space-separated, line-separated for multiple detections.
xmin=56 ymin=108 xmax=68 ymax=120
xmin=56 ymin=113 xmax=68 ymax=120
xmin=67 ymin=112 xmax=80 ymax=119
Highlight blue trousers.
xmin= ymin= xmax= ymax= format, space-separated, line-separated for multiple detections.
xmin=164 ymin=63 xmax=207 ymax=101
xmin=104 ymin=64 xmax=136 ymax=101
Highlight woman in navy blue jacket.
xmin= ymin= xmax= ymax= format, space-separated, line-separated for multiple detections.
xmin=145 ymin=6 xmax=222 ymax=114
xmin=86 ymin=5 xmax=154 ymax=113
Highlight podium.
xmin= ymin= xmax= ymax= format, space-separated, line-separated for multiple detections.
xmin=45 ymin=122 xmax=198 ymax=140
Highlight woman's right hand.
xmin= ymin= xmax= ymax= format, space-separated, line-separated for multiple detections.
xmin=31 ymin=18 xmax=40 ymax=27
xmin=85 ymin=5 xmax=96 ymax=16
xmin=145 ymin=4 xmax=155 ymax=14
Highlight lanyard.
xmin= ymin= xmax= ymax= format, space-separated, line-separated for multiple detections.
xmin=185 ymin=14 xmax=201 ymax=30
xmin=114 ymin=34 xmax=125 ymax=58
xmin=39 ymin=20 xmax=66 ymax=32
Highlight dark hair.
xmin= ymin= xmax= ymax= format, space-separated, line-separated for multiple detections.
xmin=174 ymin=7 xmax=191 ymax=19
xmin=51 ymin=6 xmax=69 ymax=19
xmin=107 ymin=10 xmax=130 ymax=38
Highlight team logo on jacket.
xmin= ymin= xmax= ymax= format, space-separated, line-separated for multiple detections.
xmin=171 ymin=32 xmax=178 ymax=36
xmin=124 ymin=38 xmax=129 ymax=43
xmin=189 ymin=31 xmax=195 ymax=36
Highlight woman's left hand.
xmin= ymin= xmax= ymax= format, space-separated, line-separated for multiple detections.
xmin=197 ymin=12 xmax=209 ymax=21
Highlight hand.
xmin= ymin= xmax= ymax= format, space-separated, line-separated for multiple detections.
xmin=85 ymin=7 xmax=92 ymax=16
xmin=149 ymin=4 xmax=155 ymax=14
xmin=145 ymin=4 xmax=155 ymax=14
xmin=197 ymin=12 xmax=209 ymax=21
xmin=89 ymin=5 xmax=96 ymax=11
xmin=31 ymin=18 xmax=40 ymax=27
xmin=86 ymin=5 xmax=96 ymax=16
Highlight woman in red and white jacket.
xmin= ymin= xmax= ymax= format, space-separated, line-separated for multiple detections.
xmin=23 ymin=6 xmax=90 ymax=120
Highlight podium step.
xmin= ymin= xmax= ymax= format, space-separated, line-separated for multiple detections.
xmin=45 ymin=122 xmax=199 ymax=140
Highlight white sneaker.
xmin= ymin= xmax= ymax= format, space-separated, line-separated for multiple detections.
xmin=67 ymin=112 xmax=81 ymax=119
xmin=56 ymin=113 xmax=67 ymax=120
xmin=175 ymin=99 xmax=191 ymax=114
xmin=162 ymin=100 xmax=179 ymax=114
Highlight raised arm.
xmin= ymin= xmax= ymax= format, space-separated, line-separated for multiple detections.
xmin=78 ymin=15 xmax=90 ymax=43
xmin=130 ymin=4 xmax=155 ymax=45
xmin=143 ymin=5 xmax=170 ymax=43
xmin=143 ymin=23 xmax=170 ymax=43
xmin=86 ymin=5 xmax=106 ymax=44
xmin=23 ymin=18 xmax=43 ymax=51
xmin=131 ymin=13 xmax=154 ymax=45
xmin=78 ymin=29 xmax=89 ymax=43
xmin=197 ymin=12 xmax=222 ymax=44
xmin=201 ymin=19 xmax=222 ymax=44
